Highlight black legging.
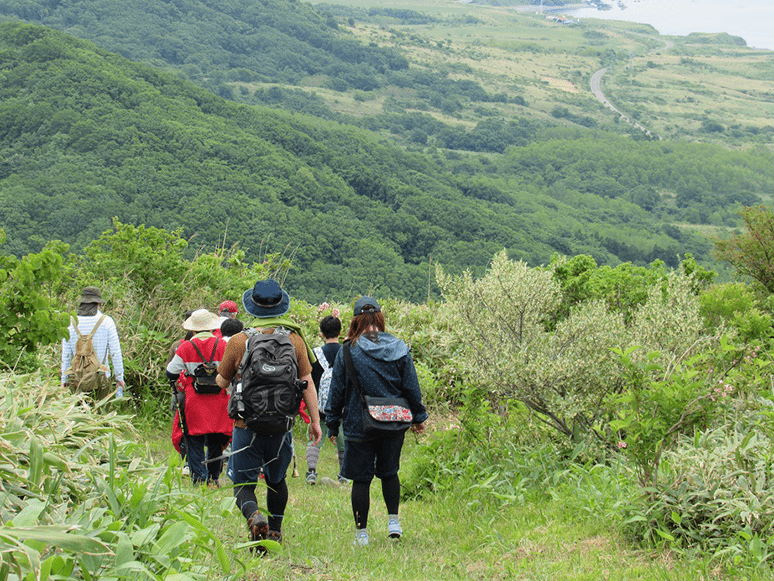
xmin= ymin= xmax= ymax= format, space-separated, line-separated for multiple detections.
xmin=235 ymin=478 xmax=288 ymax=532
xmin=351 ymin=474 xmax=400 ymax=529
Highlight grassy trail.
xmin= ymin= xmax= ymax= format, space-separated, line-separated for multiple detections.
xmin=149 ymin=426 xmax=695 ymax=580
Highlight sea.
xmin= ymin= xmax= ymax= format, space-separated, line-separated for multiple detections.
xmin=553 ymin=0 xmax=774 ymax=50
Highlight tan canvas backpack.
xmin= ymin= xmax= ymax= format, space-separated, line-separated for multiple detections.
xmin=64 ymin=315 xmax=110 ymax=393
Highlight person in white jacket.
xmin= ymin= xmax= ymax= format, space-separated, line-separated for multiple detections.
xmin=61 ymin=286 xmax=125 ymax=397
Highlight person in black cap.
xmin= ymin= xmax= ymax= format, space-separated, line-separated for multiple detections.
xmin=216 ymin=279 xmax=322 ymax=550
xmin=325 ymin=296 xmax=427 ymax=547
xmin=61 ymin=286 xmax=125 ymax=399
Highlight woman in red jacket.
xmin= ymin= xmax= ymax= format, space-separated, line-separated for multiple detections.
xmin=167 ymin=309 xmax=233 ymax=485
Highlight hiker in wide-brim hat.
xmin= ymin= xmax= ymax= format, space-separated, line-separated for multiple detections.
xmin=183 ymin=309 xmax=222 ymax=332
xmin=167 ymin=307 xmax=231 ymax=486
xmin=242 ymin=279 xmax=290 ymax=318
xmin=216 ymin=277 xmax=322 ymax=548
xmin=62 ymin=285 xmax=125 ymax=399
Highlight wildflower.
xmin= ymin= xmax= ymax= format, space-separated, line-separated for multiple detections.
xmin=318 ymin=302 xmax=330 ymax=312
xmin=617 ymin=441 xmax=627 ymax=449
xmin=332 ymin=308 xmax=340 ymax=318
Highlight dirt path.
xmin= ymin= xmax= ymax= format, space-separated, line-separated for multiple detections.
xmin=589 ymin=34 xmax=674 ymax=137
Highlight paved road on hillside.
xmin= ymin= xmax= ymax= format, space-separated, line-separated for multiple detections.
xmin=590 ymin=35 xmax=674 ymax=137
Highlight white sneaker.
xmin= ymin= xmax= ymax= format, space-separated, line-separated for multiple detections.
xmin=182 ymin=466 xmax=190 ymax=476
xmin=354 ymin=530 xmax=369 ymax=547
xmin=388 ymin=518 xmax=402 ymax=539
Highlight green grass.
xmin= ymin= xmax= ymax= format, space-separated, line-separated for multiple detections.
xmin=3 ymin=370 xmax=768 ymax=579
xmin=145 ymin=422 xmax=721 ymax=580
xmin=310 ymin=0 xmax=774 ymax=148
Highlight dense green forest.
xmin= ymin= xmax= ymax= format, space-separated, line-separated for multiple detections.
xmin=0 ymin=0 xmax=408 ymax=89
xmin=3 ymin=21 xmax=774 ymax=300
xmin=2 ymin=0 xmax=774 ymax=300
xmin=0 ymin=0 xmax=647 ymax=136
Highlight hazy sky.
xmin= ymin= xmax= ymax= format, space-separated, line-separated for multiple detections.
xmin=564 ymin=0 xmax=773 ymax=49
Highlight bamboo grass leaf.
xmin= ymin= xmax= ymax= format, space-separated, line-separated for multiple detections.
xmin=153 ymin=521 xmax=191 ymax=555
xmin=28 ymin=436 xmax=44 ymax=488
xmin=115 ymin=533 xmax=134 ymax=567
xmin=215 ymin=543 xmax=230 ymax=574
xmin=114 ymin=560 xmax=159 ymax=579
xmin=1 ymin=526 xmax=112 ymax=554
xmin=10 ymin=500 xmax=46 ymax=527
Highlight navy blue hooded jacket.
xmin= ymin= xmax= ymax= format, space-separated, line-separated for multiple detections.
xmin=325 ymin=332 xmax=427 ymax=440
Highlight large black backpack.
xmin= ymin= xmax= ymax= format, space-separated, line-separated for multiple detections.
xmin=228 ymin=326 xmax=306 ymax=435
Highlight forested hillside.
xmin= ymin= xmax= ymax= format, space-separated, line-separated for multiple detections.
xmin=3 ymin=21 xmax=774 ymax=300
xmin=0 ymin=0 xmax=408 ymax=92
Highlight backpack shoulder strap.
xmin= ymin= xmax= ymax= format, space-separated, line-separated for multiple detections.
xmin=86 ymin=315 xmax=107 ymax=340
xmin=189 ymin=339 xmax=216 ymax=363
xmin=209 ymin=338 xmax=220 ymax=362
xmin=313 ymin=346 xmax=329 ymax=371
xmin=273 ymin=325 xmax=290 ymax=337
xmin=71 ymin=316 xmax=83 ymax=338
xmin=239 ymin=328 xmax=260 ymax=368
xmin=343 ymin=341 xmax=366 ymax=403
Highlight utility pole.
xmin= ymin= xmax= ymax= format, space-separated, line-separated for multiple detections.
xmin=427 ymin=254 xmax=432 ymax=304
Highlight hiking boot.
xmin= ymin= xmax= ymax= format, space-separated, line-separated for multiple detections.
xmin=354 ymin=529 xmax=369 ymax=547
xmin=388 ymin=518 xmax=402 ymax=539
xmin=305 ymin=470 xmax=317 ymax=485
xmin=248 ymin=510 xmax=269 ymax=547
xmin=267 ymin=530 xmax=282 ymax=544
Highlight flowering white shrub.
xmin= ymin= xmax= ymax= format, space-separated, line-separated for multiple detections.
xmin=438 ymin=251 xmax=710 ymax=441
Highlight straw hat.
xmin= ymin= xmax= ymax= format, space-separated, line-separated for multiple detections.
xmin=183 ymin=309 xmax=222 ymax=331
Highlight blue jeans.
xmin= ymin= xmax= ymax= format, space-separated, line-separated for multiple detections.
xmin=186 ymin=433 xmax=229 ymax=484
xmin=227 ymin=426 xmax=293 ymax=486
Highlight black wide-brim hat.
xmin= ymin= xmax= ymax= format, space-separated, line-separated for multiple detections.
xmin=242 ymin=279 xmax=290 ymax=318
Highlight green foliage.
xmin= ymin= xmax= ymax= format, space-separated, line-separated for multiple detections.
xmin=622 ymin=422 xmax=774 ymax=568
xmin=0 ymin=374 xmax=247 ymax=579
xmin=700 ymin=282 xmax=773 ymax=342
xmin=605 ymin=345 xmax=725 ymax=488
xmin=81 ymin=218 xmax=189 ymax=300
xmin=0 ymin=230 xmax=70 ymax=371
xmin=551 ymin=253 xmax=677 ymax=322
xmin=715 ymin=205 xmax=774 ymax=294
xmin=402 ymin=388 xmax=558 ymax=505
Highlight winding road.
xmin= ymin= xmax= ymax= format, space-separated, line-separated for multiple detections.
xmin=589 ymin=34 xmax=674 ymax=137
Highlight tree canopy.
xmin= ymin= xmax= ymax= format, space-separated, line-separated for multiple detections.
xmin=2 ymin=22 xmax=773 ymax=300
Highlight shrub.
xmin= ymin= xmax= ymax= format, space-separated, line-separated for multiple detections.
xmin=438 ymin=251 xmax=630 ymax=440
xmin=622 ymin=421 xmax=774 ymax=569
xmin=0 ymin=233 xmax=70 ymax=372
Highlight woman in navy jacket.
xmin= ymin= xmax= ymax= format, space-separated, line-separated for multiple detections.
xmin=325 ymin=297 xmax=427 ymax=547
